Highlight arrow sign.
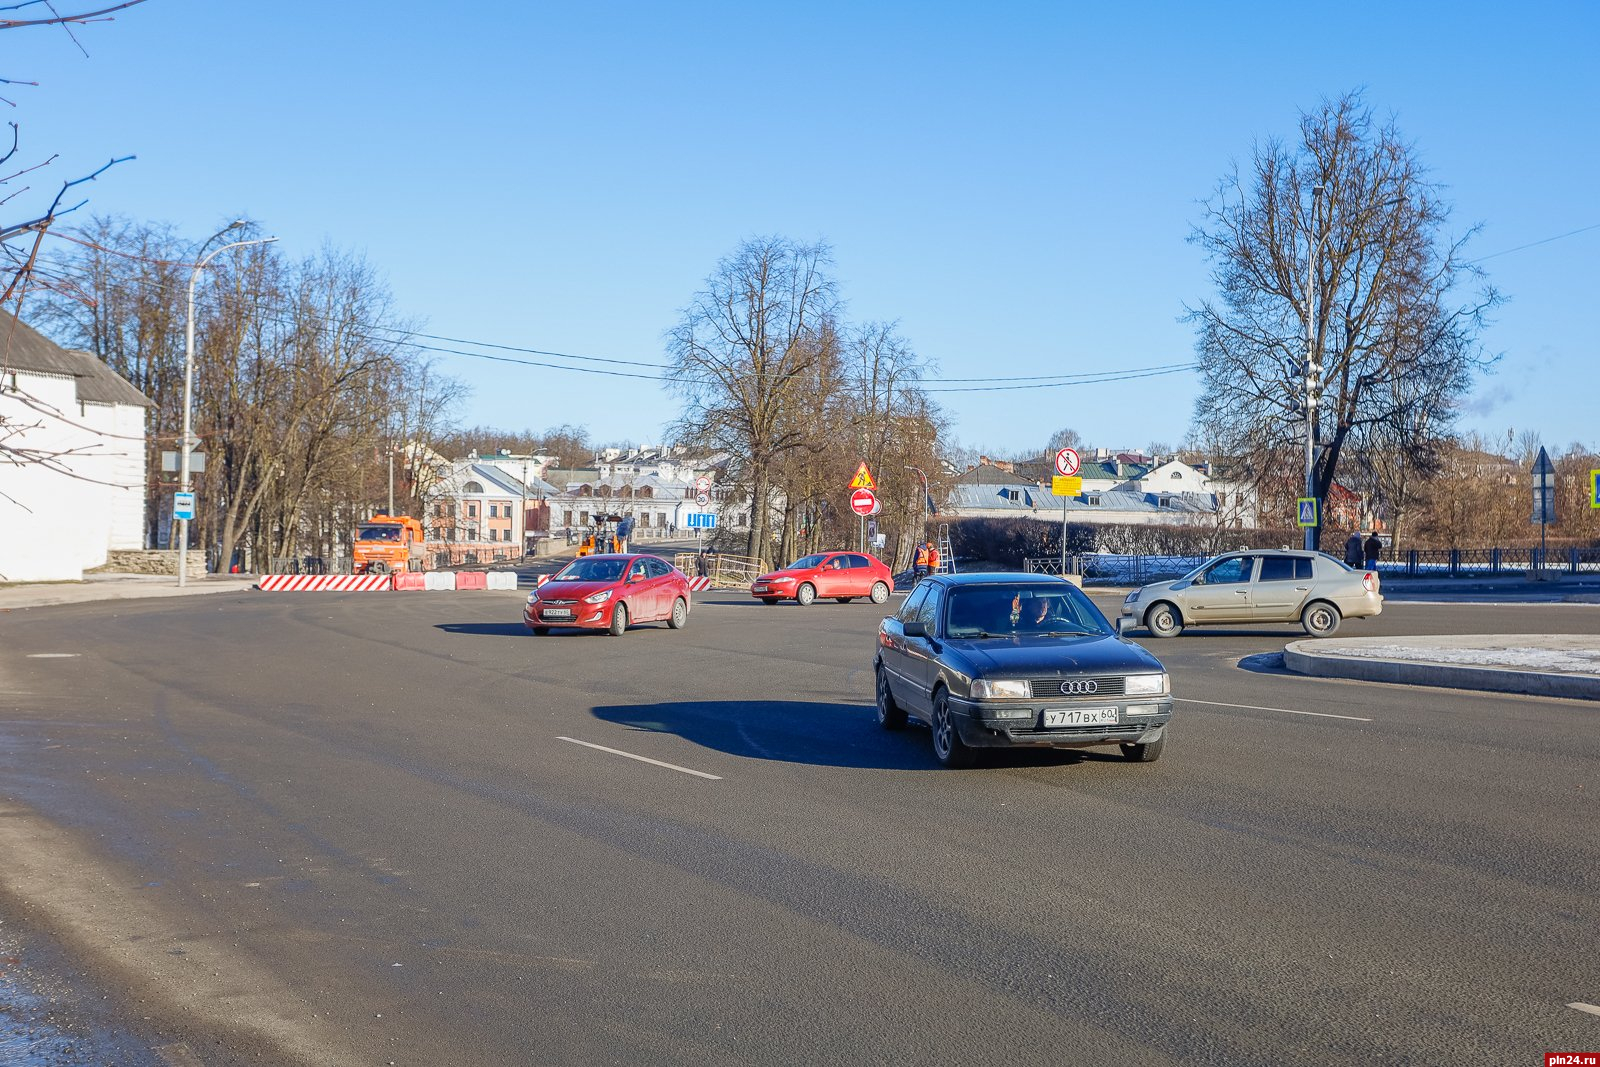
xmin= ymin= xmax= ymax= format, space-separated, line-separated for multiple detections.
xmin=849 ymin=462 xmax=876 ymax=490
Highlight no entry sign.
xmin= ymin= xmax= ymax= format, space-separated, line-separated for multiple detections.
xmin=850 ymin=488 xmax=878 ymax=516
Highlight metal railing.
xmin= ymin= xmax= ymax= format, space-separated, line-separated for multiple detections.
xmin=269 ymin=556 xmax=356 ymax=575
xmin=1023 ymin=547 xmax=1600 ymax=584
xmin=673 ymin=552 xmax=764 ymax=588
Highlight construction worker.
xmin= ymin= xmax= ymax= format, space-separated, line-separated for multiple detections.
xmin=927 ymin=541 xmax=942 ymax=574
xmin=914 ymin=541 xmax=930 ymax=580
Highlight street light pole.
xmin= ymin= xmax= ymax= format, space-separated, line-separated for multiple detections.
xmin=904 ymin=464 xmax=928 ymax=558
xmin=1302 ymin=185 xmax=1325 ymax=552
xmin=178 ymin=224 xmax=278 ymax=586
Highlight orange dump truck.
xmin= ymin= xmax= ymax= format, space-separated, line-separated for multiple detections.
xmin=353 ymin=515 xmax=427 ymax=573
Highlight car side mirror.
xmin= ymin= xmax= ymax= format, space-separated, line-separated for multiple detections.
xmin=1113 ymin=616 xmax=1127 ymax=636
xmin=902 ymin=620 xmax=927 ymax=638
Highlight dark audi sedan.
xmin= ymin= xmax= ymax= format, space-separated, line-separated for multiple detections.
xmin=875 ymin=574 xmax=1172 ymax=768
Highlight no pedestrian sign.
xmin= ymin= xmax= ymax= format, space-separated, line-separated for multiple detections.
xmin=1054 ymin=448 xmax=1081 ymax=477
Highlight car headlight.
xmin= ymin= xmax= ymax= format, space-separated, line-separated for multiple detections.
xmin=971 ymin=679 xmax=1030 ymax=699
xmin=1123 ymin=591 xmax=1139 ymax=605
xmin=583 ymin=589 xmax=613 ymax=604
xmin=1124 ymin=673 xmax=1168 ymax=695
xmin=527 ymin=593 xmax=538 ymax=604
xmin=769 ymin=575 xmax=795 ymax=583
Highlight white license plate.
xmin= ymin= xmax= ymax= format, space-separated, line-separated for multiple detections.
xmin=752 ymin=585 xmax=768 ymax=593
xmin=1043 ymin=707 xmax=1119 ymax=728
xmin=541 ymin=608 xmax=573 ymax=620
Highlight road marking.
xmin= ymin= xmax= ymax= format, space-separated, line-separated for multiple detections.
xmin=1569 ymin=1001 xmax=1600 ymax=1018
xmin=557 ymin=736 xmax=722 ymax=780
xmin=25 ymin=653 xmax=80 ymax=658
xmin=1178 ymin=697 xmax=1372 ymax=722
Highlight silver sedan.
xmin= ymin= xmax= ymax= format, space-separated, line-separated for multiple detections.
xmin=1118 ymin=549 xmax=1382 ymax=638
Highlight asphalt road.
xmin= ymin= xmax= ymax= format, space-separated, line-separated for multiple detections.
xmin=1 ymin=586 xmax=1598 ymax=1066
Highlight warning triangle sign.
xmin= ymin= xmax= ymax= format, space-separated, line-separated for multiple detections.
xmin=849 ymin=462 xmax=876 ymax=490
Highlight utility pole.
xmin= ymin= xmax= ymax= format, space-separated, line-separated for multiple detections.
xmin=387 ymin=450 xmax=395 ymax=515
xmin=1303 ymin=184 xmax=1325 ymax=552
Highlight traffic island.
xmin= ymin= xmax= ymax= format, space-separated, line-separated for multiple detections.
xmin=1283 ymin=634 xmax=1600 ymax=701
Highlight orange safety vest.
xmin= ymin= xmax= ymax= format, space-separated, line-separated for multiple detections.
xmin=928 ymin=546 xmax=941 ymax=569
xmin=915 ymin=544 xmax=929 ymax=566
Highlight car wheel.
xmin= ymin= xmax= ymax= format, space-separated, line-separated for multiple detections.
xmin=532 ymin=627 xmax=550 ymax=636
xmin=668 ymin=597 xmax=688 ymax=629
xmin=870 ymin=581 xmax=890 ymax=604
xmin=796 ymin=583 xmax=816 ymax=606
xmin=834 ymin=597 xmax=853 ymax=604
xmin=930 ymin=689 xmax=976 ymax=768
xmin=1121 ymin=733 xmax=1165 ymax=762
xmin=608 ymin=601 xmax=628 ymax=637
xmin=1301 ymin=600 xmax=1342 ymax=638
xmin=1145 ymin=601 xmax=1183 ymax=638
xmin=875 ymin=665 xmax=906 ymax=731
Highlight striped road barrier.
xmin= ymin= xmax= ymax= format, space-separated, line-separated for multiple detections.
xmin=687 ymin=576 xmax=712 ymax=592
xmin=257 ymin=574 xmax=393 ymax=592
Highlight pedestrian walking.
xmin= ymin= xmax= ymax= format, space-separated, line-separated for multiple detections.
xmin=1363 ymin=532 xmax=1382 ymax=569
xmin=1343 ymin=531 xmax=1363 ymax=567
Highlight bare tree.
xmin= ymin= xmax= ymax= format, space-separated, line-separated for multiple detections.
xmin=667 ymin=237 xmax=839 ymax=565
xmin=1187 ymin=90 xmax=1499 ymax=547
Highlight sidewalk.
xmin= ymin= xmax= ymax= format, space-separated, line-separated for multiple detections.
xmin=0 ymin=573 xmax=257 ymax=612
xmin=1283 ymin=634 xmax=1600 ymax=701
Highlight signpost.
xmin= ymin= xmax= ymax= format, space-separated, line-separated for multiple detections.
xmin=851 ymin=487 xmax=877 ymax=552
xmin=1295 ymin=497 xmax=1319 ymax=529
xmin=1590 ymin=469 xmax=1599 ymax=509
xmin=1051 ymin=475 xmax=1082 ymax=497
xmin=849 ymin=462 xmax=876 ymax=490
xmin=695 ymin=492 xmax=710 ymax=507
xmin=1532 ymin=447 xmax=1555 ymax=576
xmin=173 ymin=491 xmax=196 ymax=523
xmin=1054 ymin=448 xmax=1081 ymax=478
xmin=684 ymin=513 xmax=716 ymax=529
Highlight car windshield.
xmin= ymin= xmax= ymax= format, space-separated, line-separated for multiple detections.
xmin=944 ymin=585 xmax=1111 ymax=639
xmin=550 ymin=558 xmax=626 ymax=583
xmin=786 ymin=554 xmax=827 ymax=570
xmin=356 ymin=525 xmax=401 ymax=541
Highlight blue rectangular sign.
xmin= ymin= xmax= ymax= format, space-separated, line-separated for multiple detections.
xmin=1295 ymin=497 xmax=1319 ymax=528
xmin=685 ymin=513 xmax=716 ymax=529
xmin=1591 ymin=469 xmax=1599 ymax=509
xmin=173 ymin=491 xmax=196 ymax=522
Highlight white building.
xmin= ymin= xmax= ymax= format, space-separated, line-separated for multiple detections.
xmin=0 ymin=319 xmax=150 ymax=581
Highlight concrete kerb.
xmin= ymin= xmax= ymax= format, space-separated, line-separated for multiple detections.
xmin=1283 ymin=636 xmax=1600 ymax=701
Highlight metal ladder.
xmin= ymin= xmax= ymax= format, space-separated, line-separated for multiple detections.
xmin=935 ymin=523 xmax=956 ymax=574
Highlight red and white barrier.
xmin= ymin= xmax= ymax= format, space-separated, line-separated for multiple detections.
xmin=687 ymin=576 xmax=712 ymax=592
xmin=455 ymin=571 xmax=488 ymax=590
xmin=487 ymin=571 xmax=519 ymax=590
xmin=257 ymin=574 xmax=393 ymax=592
xmin=392 ymin=572 xmax=426 ymax=591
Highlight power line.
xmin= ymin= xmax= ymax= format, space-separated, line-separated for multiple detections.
xmin=1468 ymin=221 xmax=1600 ymax=264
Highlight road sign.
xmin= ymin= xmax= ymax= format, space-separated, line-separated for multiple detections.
xmin=695 ymin=476 xmax=711 ymax=493
xmin=684 ymin=513 xmax=716 ymax=529
xmin=1591 ymin=469 xmax=1600 ymax=509
xmin=173 ymin=491 xmax=196 ymax=522
xmin=848 ymin=462 xmax=876 ymax=490
xmin=695 ymin=492 xmax=710 ymax=506
xmin=1052 ymin=475 xmax=1082 ymax=496
xmin=1295 ymin=497 xmax=1319 ymax=528
xmin=850 ymin=488 xmax=877 ymax=516
xmin=1054 ymin=448 xmax=1081 ymax=477
xmin=1532 ymin=447 xmax=1556 ymax=525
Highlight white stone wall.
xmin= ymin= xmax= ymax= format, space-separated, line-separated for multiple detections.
xmin=0 ymin=370 xmax=146 ymax=581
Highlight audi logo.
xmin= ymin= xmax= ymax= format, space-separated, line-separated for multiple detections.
xmin=1058 ymin=679 xmax=1099 ymax=696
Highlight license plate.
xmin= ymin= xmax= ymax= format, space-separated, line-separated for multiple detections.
xmin=752 ymin=585 xmax=768 ymax=593
xmin=1043 ymin=707 xmax=1119 ymax=727
xmin=541 ymin=608 xmax=572 ymax=620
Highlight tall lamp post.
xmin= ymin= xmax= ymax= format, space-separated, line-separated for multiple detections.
xmin=178 ymin=223 xmax=278 ymax=586
xmin=905 ymin=464 xmax=929 ymax=566
xmin=1302 ymin=185 xmax=1325 ymax=552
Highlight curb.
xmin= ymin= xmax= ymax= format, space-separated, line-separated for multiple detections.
xmin=1283 ymin=641 xmax=1600 ymax=701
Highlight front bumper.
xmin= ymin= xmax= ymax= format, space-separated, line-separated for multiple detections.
xmin=524 ymin=602 xmax=615 ymax=630
xmin=948 ymin=695 xmax=1172 ymax=750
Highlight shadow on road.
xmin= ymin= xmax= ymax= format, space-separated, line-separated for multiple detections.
xmin=592 ymin=699 xmax=939 ymax=770
xmin=434 ymin=622 xmax=529 ymax=637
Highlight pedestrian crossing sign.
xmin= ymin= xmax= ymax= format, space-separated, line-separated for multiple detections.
xmin=1295 ymin=497 xmax=1319 ymax=528
xmin=849 ymin=462 xmax=876 ymax=490
xmin=1590 ymin=469 xmax=1599 ymax=508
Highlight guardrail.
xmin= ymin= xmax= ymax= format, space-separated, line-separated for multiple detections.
xmin=1025 ymin=547 xmax=1600 ymax=584
xmin=673 ymin=552 xmax=763 ymax=589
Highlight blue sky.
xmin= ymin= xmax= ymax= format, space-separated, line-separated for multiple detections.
xmin=20 ymin=1 xmax=1599 ymax=460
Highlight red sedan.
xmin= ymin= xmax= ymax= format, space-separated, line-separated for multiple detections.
xmin=524 ymin=553 xmax=691 ymax=636
xmin=750 ymin=551 xmax=894 ymax=606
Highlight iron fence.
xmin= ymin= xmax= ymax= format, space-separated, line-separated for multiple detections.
xmin=1025 ymin=547 xmax=1600 ymax=584
xmin=269 ymin=556 xmax=355 ymax=575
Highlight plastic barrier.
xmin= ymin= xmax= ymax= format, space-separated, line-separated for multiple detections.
xmin=487 ymin=571 xmax=519 ymax=590
xmin=687 ymin=576 xmax=712 ymax=592
xmin=455 ymin=571 xmax=488 ymax=590
xmin=423 ymin=571 xmax=457 ymax=591
xmin=391 ymin=572 xmax=426 ymax=591
xmin=257 ymin=574 xmax=392 ymax=591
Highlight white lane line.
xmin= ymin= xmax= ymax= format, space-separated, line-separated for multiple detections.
xmin=557 ymin=736 xmax=722 ymax=780
xmin=1178 ymin=697 xmax=1372 ymax=722
xmin=1569 ymin=1001 xmax=1600 ymax=1018
xmin=25 ymin=653 xmax=80 ymax=658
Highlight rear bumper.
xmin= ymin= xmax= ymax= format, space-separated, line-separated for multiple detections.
xmin=948 ymin=696 xmax=1172 ymax=749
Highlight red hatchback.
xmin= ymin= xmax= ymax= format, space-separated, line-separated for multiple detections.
xmin=524 ymin=553 xmax=691 ymax=636
xmin=751 ymin=551 xmax=894 ymax=606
